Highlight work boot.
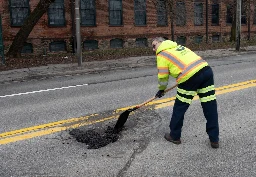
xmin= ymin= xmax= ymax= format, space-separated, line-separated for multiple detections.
xmin=210 ymin=141 xmax=219 ymax=149
xmin=164 ymin=133 xmax=181 ymax=144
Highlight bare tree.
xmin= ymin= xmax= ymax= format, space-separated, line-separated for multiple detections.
xmin=243 ymin=0 xmax=253 ymax=40
xmin=154 ymin=0 xmax=252 ymax=43
xmin=224 ymin=0 xmax=251 ymax=42
xmin=7 ymin=0 xmax=56 ymax=58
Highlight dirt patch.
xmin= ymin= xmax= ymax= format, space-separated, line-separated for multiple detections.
xmin=0 ymin=48 xmax=154 ymax=72
xmin=2 ymin=42 xmax=251 ymax=72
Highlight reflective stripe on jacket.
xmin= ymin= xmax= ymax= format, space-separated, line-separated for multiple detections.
xmin=156 ymin=40 xmax=208 ymax=90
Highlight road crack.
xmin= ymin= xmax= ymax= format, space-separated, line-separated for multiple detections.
xmin=116 ymin=138 xmax=150 ymax=177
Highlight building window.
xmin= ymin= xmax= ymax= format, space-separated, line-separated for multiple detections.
xmin=81 ymin=0 xmax=96 ymax=26
xmin=194 ymin=3 xmax=203 ymax=26
xmin=134 ymin=0 xmax=146 ymax=26
xmin=49 ymin=41 xmax=66 ymax=52
xmin=157 ymin=0 xmax=167 ymax=26
xmin=176 ymin=36 xmax=186 ymax=45
xmin=241 ymin=1 xmax=246 ymax=24
xmin=84 ymin=40 xmax=98 ymax=50
xmin=194 ymin=36 xmax=203 ymax=44
xmin=9 ymin=0 xmax=30 ymax=26
xmin=254 ymin=5 xmax=256 ymax=24
xmin=212 ymin=35 xmax=220 ymax=42
xmin=110 ymin=38 xmax=123 ymax=48
xmin=226 ymin=4 xmax=232 ymax=24
xmin=226 ymin=3 xmax=246 ymax=24
xmin=211 ymin=4 xmax=219 ymax=25
xmin=136 ymin=38 xmax=148 ymax=47
xmin=176 ymin=1 xmax=186 ymax=26
xmin=48 ymin=0 xmax=65 ymax=26
xmin=21 ymin=43 xmax=33 ymax=53
xmin=109 ymin=0 xmax=123 ymax=26
xmin=241 ymin=15 xmax=246 ymax=24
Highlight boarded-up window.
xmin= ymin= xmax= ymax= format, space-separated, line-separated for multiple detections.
xmin=136 ymin=38 xmax=148 ymax=47
xmin=9 ymin=0 xmax=30 ymax=26
xmin=134 ymin=0 xmax=146 ymax=26
xmin=109 ymin=0 xmax=123 ymax=26
xmin=48 ymin=0 xmax=65 ymax=26
xmin=176 ymin=36 xmax=186 ymax=45
xmin=194 ymin=3 xmax=203 ymax=26
xmin=194 ymin=36 xmax=203 ymax=44
xmin=81 ymin=0 xmax=96 ymax=26
xmin=157 ymin=0 xmax=167 ymax=26
xmin=176 ymin=2 xmax=186 ymax=26
xmin=21 ymin=43 xmax=33 ymax=53
xmin=84 ymin=40 xmax=98 ymax=50
xmin=110 ymin=38 xmax=123 ymax=48
xmin=212 ymin=35 xmax=220 ymax=42
xmin=49 ymin=41 xmax=66 ymax=52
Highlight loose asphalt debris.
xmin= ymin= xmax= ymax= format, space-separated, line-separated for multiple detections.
xmin=69 ymin=126 xmax=119 ymax=149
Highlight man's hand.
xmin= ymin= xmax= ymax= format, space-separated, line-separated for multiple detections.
xmin=155 ymin=90 xmax=165 ymax=98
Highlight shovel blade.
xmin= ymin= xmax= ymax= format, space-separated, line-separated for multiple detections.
xmin=114 ymin=110 xmax=131 ymax=132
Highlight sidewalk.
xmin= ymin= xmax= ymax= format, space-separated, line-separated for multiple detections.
xmin=1 ymin=46 xmax=256 ymax=84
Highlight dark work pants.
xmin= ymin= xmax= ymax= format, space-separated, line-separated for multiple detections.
xmin=169 ymin=66 xmax=219 ymax=143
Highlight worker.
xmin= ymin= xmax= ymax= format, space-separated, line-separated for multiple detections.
xmin=152 ymin=37 xmax=219 ymax=148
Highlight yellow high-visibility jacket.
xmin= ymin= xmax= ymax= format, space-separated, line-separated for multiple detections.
xmin=156 ymin=40 xmax=208 ymax=90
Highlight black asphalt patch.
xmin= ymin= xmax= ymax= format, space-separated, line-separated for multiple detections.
xmin=69 ymin=126 xmax=119 ymax=149
xmin=68 ymin=106 xmax=159 ymax=149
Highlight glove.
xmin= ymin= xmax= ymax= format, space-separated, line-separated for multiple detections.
xmin=155 ymin=90 xmax=165 ymax=98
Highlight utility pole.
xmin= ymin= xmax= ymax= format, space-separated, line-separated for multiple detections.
xmin=75 ymin=0 xmax=82 ymax=66
xmin=236 ymin=0 xmax=241 ymax=51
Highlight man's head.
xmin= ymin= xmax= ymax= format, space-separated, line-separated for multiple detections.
xmin=152 ymin=37 xmax=166 ymax=52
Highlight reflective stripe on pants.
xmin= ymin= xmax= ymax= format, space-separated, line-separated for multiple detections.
xmin=169 ymin=66 xmax=219 ymax=142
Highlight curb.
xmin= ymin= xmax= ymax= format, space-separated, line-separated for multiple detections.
xmin=1 ymin=47 xmax=256 ymax=84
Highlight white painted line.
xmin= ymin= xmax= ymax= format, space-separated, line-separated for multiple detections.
xmin=0 ymin=83 xmax=89 ymax=98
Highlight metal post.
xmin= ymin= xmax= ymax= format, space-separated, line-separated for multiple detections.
xmin=236 ymin=0 xmax=241 ymax=51
xmin=75 ymin=0 xmax=82 ymax=66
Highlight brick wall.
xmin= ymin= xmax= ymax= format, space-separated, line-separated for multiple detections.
xmin=1 ymin=0 xmax=256 ymax=55
xmin=1 ymin=0 xmax=74 ymax=55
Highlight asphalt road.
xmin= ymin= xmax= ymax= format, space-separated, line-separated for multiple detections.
xmin=0 ymin=54 xmax=256 ymax=177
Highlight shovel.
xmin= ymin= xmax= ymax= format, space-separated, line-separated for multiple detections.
xmin=114 ymin=84 xmax=177 ymax=132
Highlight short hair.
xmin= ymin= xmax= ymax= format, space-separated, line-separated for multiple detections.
xmin=152 ymin=37 xmax=166 ymax=43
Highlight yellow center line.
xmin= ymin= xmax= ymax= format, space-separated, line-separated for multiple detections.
xmin=155 ymin=81 xmax=256 ymax=109
xmin=0 ymin=115 xmax=117 ymax=145
xmin=0 ymin=114 xmax=98 ymax=138
xmin=0 ymin=79 xmax=256 ymax=145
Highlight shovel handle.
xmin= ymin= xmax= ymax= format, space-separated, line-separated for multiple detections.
xmin=135 ymin=84 xmax=178 ymax=109
xmin=164 ymin=84 xmax=178 ymax=93
xmin=135 ymin=97 xmax=157 ymax=108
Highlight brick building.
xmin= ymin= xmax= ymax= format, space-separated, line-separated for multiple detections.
xmin=0 ymin=0 xmax=256 ymax=55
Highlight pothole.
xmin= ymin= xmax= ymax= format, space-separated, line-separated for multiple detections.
xmin=69 ymin=126 xmax=119 ymax=149
xmin=68 ymin=107 xmax=160 ymax=149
